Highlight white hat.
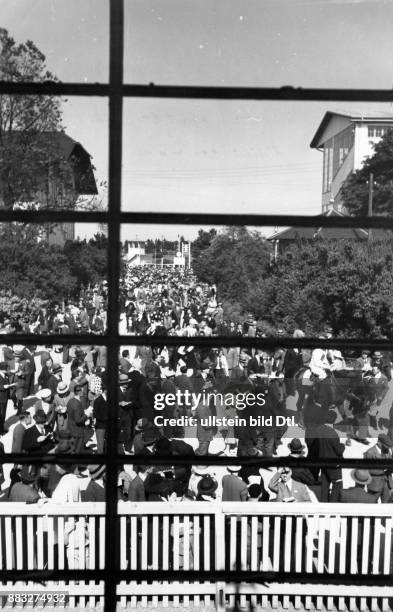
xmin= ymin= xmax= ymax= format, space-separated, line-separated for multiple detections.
xmin=193 ymin=465 xmax=209 ymax=475
xmin=56 ymin=381 xmax=70 ymax=395
xmin=227 ymin=465 xmax=242 ymax=472
xmin=36 ymin=388 xmax=52 ymax=401
xmin=208 ymin=438 xmax=226 ymax=455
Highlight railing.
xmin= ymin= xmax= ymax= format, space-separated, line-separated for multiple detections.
xmin=0 ymin=502 xmax=392 ymax=610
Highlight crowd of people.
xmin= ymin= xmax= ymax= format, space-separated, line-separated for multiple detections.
xmin=0 ymin=335 xmax=392 ymax=507
xmin=0 ymin=283 xmax=107 ymax=335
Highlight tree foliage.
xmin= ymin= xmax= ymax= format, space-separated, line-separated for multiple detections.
xmin=248 ymin=239 xmax=393 ymax=338
xmin=341 ymin=128 xmax=393 ymax=216
xmin=63 ymin=233 xmax=108 ymax=290
xmin=0 ymin=28 xmax=67 ymax=209
xmin=192 ymin=226 xmax=271 ymax=303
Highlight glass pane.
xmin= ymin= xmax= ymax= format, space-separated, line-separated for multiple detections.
xmin=122 ymin=99 xmax=393 ymax=215
xmin=120 ymin=223 xmax=393 ymax=340
xmin=0 ymin=223 xmax=108 ymax=334
xmin=0 ymin=97 xmax=108 ymax=212
xmin=125 ymin=0 xmax=393 ymax=89
xmin=2 ymin=1 xmax=108 ymax=82
xmin=0 ymin=341 xmax=108 ymax=447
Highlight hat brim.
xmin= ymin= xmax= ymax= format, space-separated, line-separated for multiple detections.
xmin=89 ymin=464 xmax=106 ymax=480
xmin=350 ymin=470 xmax=372 ymax=485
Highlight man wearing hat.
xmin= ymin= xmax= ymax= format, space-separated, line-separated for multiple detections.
xmin=364 ymin=433 xmax=393 ymax=502
xmin=287 ymin=439 xmax=317 ymax=492
xmin=83 ymin=465 xmax=106 ymax=501
xmin=196 ymin=475 xmax=218 ymax=501
xmin=67 ymin=385 xmax=93 ymax=454
xmin=315 ymin=410 xmax=345 ymax=502
xmin=22 ymin=409 xmax=54 ymax=455
xmin=8 ymin=465 xmax=40 ymax=503
xmin=339 ymin=470 xmax=375 ymax=503
xmin=46 ymin=363 xmax=63 ymax=397
xmin=222 ymin=465 xmax=248 ymax=501
xmin=11 ymin=411 xmax=32 ymax=453
xmin=0 ymin=361 xmax=12 ymax=434
xmin=93 ymin=383 xmax=108 ymax=454
xmin=131 ymin=418 xmax=154 ymax=454
xmin=12 ymin=347 xmax=33 ymax=414
xmin=269 ymin=467 xmax=311 ymax=502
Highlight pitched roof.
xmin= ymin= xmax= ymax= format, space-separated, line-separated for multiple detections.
xmin=1 ymin=130 xmax=97 ymax=195
xmin=310 ymin=110 xmax=393 ymax=149
xmin=268 ymin=208 xmax=389 ymax=242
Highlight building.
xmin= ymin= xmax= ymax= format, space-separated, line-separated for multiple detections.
xmin=310 ymin=110 xmax=393 ymax=212
xmin=0 ymin=130 xmax=98 ymax=247
xmin=268 ymin=208 xmax=383 ymax=256
xmin=123 ymin=241 xmax=186 ymax=267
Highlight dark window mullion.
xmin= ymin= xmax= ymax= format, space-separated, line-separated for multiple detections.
xmin=105 ymin=1 xmax=124 ymax=610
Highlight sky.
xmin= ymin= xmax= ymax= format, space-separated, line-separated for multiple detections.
xmin=2 ymin=0 xmax=393 ymax=240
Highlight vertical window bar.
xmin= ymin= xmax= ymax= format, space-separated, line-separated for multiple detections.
xmin=105 ymin=0 xmax=124 ymax=610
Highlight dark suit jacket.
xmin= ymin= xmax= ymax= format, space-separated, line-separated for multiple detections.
xmin=22 ymin=425 xmax=54 ymax=455
xmin=364 ymin=444 xmax=391 ymax=493
xmin=128 ymin=475 xmax=146 ymax=501
xmin=0 ymin=372 xmax=9 ymax=404
xmin=339 ymin=486 xmax=375 ymax=503
xmin=67 ymin=397 xmax=87 ymax=438
xmin=315 ymin=424 xmax=344 ymax=480
xmin=12 ymin=422 xmax=27 ymax=453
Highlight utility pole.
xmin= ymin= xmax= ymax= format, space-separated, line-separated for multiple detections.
xmin=368 ymin=172 xmax=374 ymax=242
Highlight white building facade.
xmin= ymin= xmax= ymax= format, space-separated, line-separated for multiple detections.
xmin=310 ymin=111 xmax=393 ymax=212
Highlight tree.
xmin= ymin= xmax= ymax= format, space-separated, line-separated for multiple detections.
xmin=248 ymin=238 xmax=393 ymax=338
xmin=341 ymin=129 xmax=393 ymax=216
xmin=193 ymin=226 xmax=271 ymax=303
xmin=191 ymin=228 xmax=217 ymax=279
xmin=63 ymin=233 xmax=107 ymax=291
xmin=0 ymin=28 xmax=68 ymax=209
xmin=0 ymin=223 xmax=76 ymax=301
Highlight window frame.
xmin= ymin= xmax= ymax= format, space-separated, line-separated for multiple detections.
xmin=1 ymin=0 xmax=393 ymax=609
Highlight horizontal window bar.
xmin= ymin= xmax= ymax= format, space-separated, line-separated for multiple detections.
xmin=0 ymin=211 xmax=108 ymax=223
xmin=0 ymin=569 xmax=390 ymax=586
xmin=2 ymin=81 xmax=393 ymax=103
xmin=121 ymin=212 xmax=393 ymax=229
xmin=2 ymin=454 xmax=393 ymax=469
xmin=1 ymin=211 xmax=392 ymax=228
xmin=2 ymin=335 xmax=393 ymax=350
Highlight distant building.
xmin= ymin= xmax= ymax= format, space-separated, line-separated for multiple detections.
xmin=268 ymin=208 xmax=388 ymax=256
xmin=124 ymin=241 xmax=186 ymax=267
xmin=310 ymin=110 xmax=393 ymax=212
xmin=1 ymin=130 xmax=97 ymax=247
xmin=268 ymin=110 xmax=393 ymax=253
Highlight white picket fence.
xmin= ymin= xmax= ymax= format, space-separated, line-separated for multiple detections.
xmin=0 ymin=502 xmax=392 ymax=610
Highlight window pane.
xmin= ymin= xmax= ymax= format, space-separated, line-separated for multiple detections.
xmin=2 ymin=1 xmax=108 ymax=83
xmin=0 ymin=223 xmax=108 ymax=334
xmin=125 ymin=0 xmax=393 ymax=89
xmin=120 ymin=224 xmax=393 ymax=340
xmin=122 ymin=100 xmax=393 ymax=216
xmin=0 ymin=97 xmax=108 ymax=212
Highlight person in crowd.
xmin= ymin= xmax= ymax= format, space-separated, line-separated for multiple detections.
xmin=339 ymin=469 xmax=375 ymax=503
xmin=268 ymin=467 xmax=311 ymax=502
xmin=363 ymin=433 xmax=393 ymax=503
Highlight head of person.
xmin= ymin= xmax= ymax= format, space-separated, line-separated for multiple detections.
xmin=20 ymin=411 xmax=32 ymax=426
xmin=278 ymin=467 xmax=292 ymax=483
xmin=377 ymin=433 xmax=393 ymax=453
xmin=248 ymin=483 xmax=263 ymax=500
